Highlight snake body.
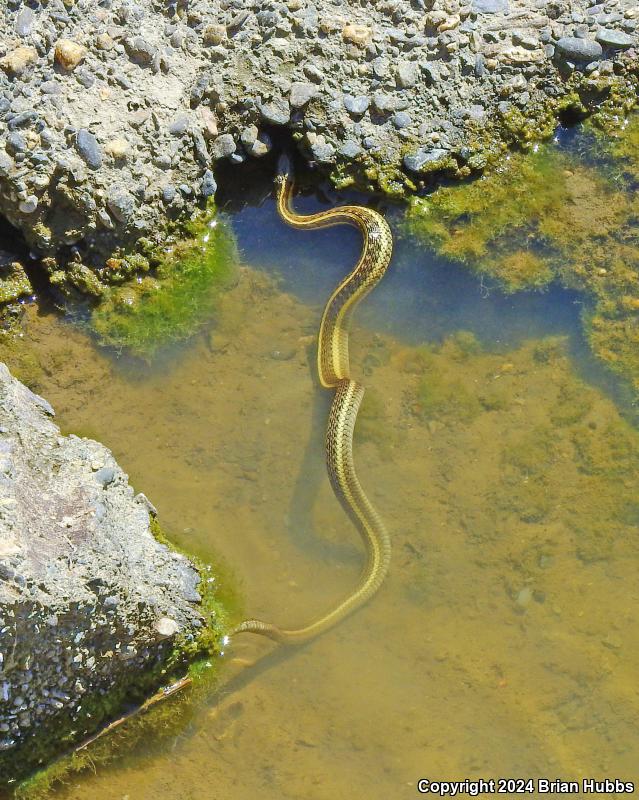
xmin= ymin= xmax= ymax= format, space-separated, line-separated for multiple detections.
xmin=232 ymin=157 xmax=393 ymax=644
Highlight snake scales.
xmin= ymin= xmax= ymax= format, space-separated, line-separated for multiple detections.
xmin=232 ymin=156 xmax=393 ymax=644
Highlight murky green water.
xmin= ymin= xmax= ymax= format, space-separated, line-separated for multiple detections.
xmin=5 ymin=124 xmax=639 ymax=797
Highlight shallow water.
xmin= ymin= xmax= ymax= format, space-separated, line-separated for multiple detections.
xmin=6 ymin=149 xmax=639 ymax=797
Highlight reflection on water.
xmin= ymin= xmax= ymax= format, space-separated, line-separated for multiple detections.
xmin=5 ymin=174 xmax=639 ymax=798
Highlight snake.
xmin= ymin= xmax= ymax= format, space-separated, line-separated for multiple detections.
xmin=232 ymin=155 xmax=393 ymax=644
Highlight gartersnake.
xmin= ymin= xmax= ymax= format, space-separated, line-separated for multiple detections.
xmin=232 ymin=156 xmax=393 ymax=644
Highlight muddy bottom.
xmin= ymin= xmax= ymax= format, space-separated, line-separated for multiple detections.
xmin=4 ymin=252 xmax=638 ymax=797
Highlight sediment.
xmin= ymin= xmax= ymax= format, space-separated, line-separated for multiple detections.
xmin=0 ymin=0 xmax=638 ymax=285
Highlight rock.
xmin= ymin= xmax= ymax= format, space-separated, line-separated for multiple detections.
xmin=473 ymin=0 xmax=509 ymax=12
xmin=0 ymin=46 xmax=38 ymax=76
xmin=125 ymin=37 xmax=157 ymax=67
xmin=240 ymin=125 xmax=258 ymax=148
xmin=168 ymin=116 xmax=189 ymax=136
xmin=259 ymin=98 xmax=290 ymax=125
xmin=289 ymin=82 xmax=318 ymax=108
xmin=201 ymin=169 xmax=217 ymax=198
xmin=211 ymin=133 xmax=236 ymax=159
xmin=339 ymin=140 xmax=363 ymax=158
xmin=0 ymin=363 xmax=208 ymax=782
xmin=202 ymin=24 xmax=227 ymax=45
xmin=5 ymin=132 xmax=27 ymax=156
xmin=396 ymin=60 xmax=419 ymax=88
xmin=555 ymin=36 xmax=603 ymax=61
xmin=104 ymin=138 xmax=130 ymax=159
xmin=403 ymin=148 xmax=450 ymax=173
xmin=106 ymin=186 xmax=135 ymax=222
xmin=595 ymin=28 xmax=634 ymax=48
xmin=392 ymin=111 xmax=412 ymax=129
xmin=76 ymin=129 xmax=103 ymax=170
xmin=18 ymin=196 xmax=38 ymax=214
xmin=342 ymin=24 xmax=372 ymax=46
xmin=309 ymin=137 xmax=335 ymax=162
xmin=343 ymin=94 xmax=370 ymax=115
xmin=54 ymin=39 xmax=87 ymax=71
xmin=15 ymin=8 xmax=35 ymax=37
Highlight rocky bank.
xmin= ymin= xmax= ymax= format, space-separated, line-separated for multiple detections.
xmin=0 ymin=362 xmax=217 ymax=784
xmin=0 ymin=0 xmax=638 ymax=286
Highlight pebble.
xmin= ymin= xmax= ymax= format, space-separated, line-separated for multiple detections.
xmin=396 ymin=60 xmax=419 ymax=88
xmin=15 ymin=8 xmax=35 ymax=37
xmin=201 ymin=169 xmax=217 ymax=198
xmin=342 ymin=24 xmax=372 ymax=46
xmin=555 ymin=36 xmax=603 ymax=60
xmin=54 ymin=39 xmax=87 ymax=71
xmin=94 ymin=466 xmax=115 ymax=487
xmin=289 ymin=82 xmax=318 ymax=108
xmin=595 ymin=28 xmax=635 ymax=47
xmin=343 ymin=94 xmax=370 ymax=115
xmin=106 ymin=186 xmax=135 ymax=222
xmin=0 ymin=46 xmax=38 ymax=76
xmin=168 ymin=115 xmax=189 ymax=136
xmin=154 ymin=617 xmax=180 ymax=637
xmin=211 ymin=133 xmax=236 ymax=158
xmin=18 ymin=195 xmax=38 ymax=215
xmin=473 ymin=0 xmax=509 ymax=12
xmin=75 ymin=129 xmax=103 ymax=169
xmin=339 ymin=139 xmax=363 ymax=158
xmin=259 ymin=98 xmax=290 ymax=125
xmin=403 ymin=148 xmax=450 ymax=173
xmin=392 ymin=111 xmax=412 ymax=129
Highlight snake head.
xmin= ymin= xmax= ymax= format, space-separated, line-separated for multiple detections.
xmin=277 ymin=153 xmax=292 ymax=180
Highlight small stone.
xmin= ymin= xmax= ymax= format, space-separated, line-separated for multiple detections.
xmin=6 ymin=132 xmax=27 ymax=155
xmin=339 ymin=140 xmax=362 ymax=158
xmin=75 ymin=129 xmax=102 ymax=170
xmin=372 ymin=93 xmax=397 ymax=113
xmin=202 ymin=24 xmax=227 ymax=45
xmin=18 ymin=195 xmax=38 ymax=215
xmin=473 ymin=0 xmax=509 ymax=11
xmin=289 ymin=82 xmax=318 ymax=108
xmin=54 ymin=39 xmax=87 ymax=71
xmin=104 ymin=138 xmax=130 ymax=159
xmin=396 ymin=60 xmax=419 ymax=88
xmin=240 ymin=125 xmax=258 ymax=148
xmin=94 ymin=466 xmax=115 ymax=487
xmin=106 ymin=186 xmax=135 ymax=222
xmin=403 ymin=148 xmax=450 ymax=173
xmin=125 ymin=37 xmax=157 ymax=67
xmin=211 ymin=133 xmax=236 ymax=159
xmin=162 ymin=185 xmax=176 ymax=203
xmin=198 ymin=107 xmax=218 ymax=139
xmin=343 ymin=94 xmax=370 ymax=115
xmin=0 ymin=152 xmax=12 ymax=177
xmin=95 ymin=33 xmax=114 ymax=51
xmin=0 ymin=46 xmax=38 ymax=76
xmin=201 ymin=169 xmax=217 ymax=198
xmin=595 ymin=28 xmax=634 ymax=47
xmin=309 ymin=138 xmax=335 ymax=162
xmin=303 ymin=64 xmax=324 ymax=83
xmin=259 ymin=98 xmax=290 ymax=125
xmin=392 ymin=111 xmax=412 ymax=129
xmin=555 ymin=36 xmax=603 ymax=60
xmin=154 ymin=617 xmax=180 ymax=637
xmin=168 ymin=116 xmax=189 ymax=136
xmin=342 ymin=24 xmax=372 ymax=46
xmin=15 ymin=8 xmax=35 ymax=37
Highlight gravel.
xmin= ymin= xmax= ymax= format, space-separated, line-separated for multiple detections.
xmin=0 ymin=0 xmax=636 ymax=278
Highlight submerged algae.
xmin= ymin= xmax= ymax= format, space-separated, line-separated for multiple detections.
xmin=91 ymin=208 xmax=238 ymax=358
xmin=404 ymin=123 xmax=639 ymax=402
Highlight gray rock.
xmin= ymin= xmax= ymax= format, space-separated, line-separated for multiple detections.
xmin=309 ymin=139 xmax=335 ymax=162
xmin=162 ymin=185 xmax=176 ymax=203
xmin=595 ymin=28 xmax=634 ymax=48
xmin=0 ymin=151 xmax=12 ymax=177
xmin=396 ymin=61 xmax=419 ymax=89
xmin=339 ymin=140 xmax=363 ymax=158
xmin=211 ymin=133 xmax=236 ymax=159
xmin=201 ymin=169 xmax=217 ymax=198
xmin=403 ymin=148 xmax=450 ymax=173
xmin=0 ymin=363 xmax=207 ymax=780
xmin=15 ymin=8 xmax=35 ymax=37
xmin=6 ymin=132 xmax=27 ymax=155
xmin=289 ymin=82 xmax=318 ymax=108
xmin=106 ymin=186 xmax=135 ymax=222
xmin=168 ymin=116 xmax=189 ymax=136
xmin=392 ymin=111 xmax=412 ymax=129
xmin=240 ymin=125 xmax=258 ymax=148
xmin=76 ymin=129 xmax=102 ymax=169
xmin=343 ymin=94 xmax=370 ymax=115
xmin=258 ymin=98 xmax=290 ymax=125
xmin=555 ymin=36 xmax=603 ymax=61
xmin=473 ymin=0 xmax=509 ymax=12
xmin=18 ymin=195 xmax=38 ymax=214
xmin=125 ymin=36 xmax=157 ymax=66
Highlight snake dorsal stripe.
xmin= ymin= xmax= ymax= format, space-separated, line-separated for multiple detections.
xmin=232 ymin=160 xmax=393 ymax=644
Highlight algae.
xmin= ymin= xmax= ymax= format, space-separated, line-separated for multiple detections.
xmin=404 ymin=118 xmax=639 ymax=404
xmin=90 ymin=209 xmax=238 ymax=358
